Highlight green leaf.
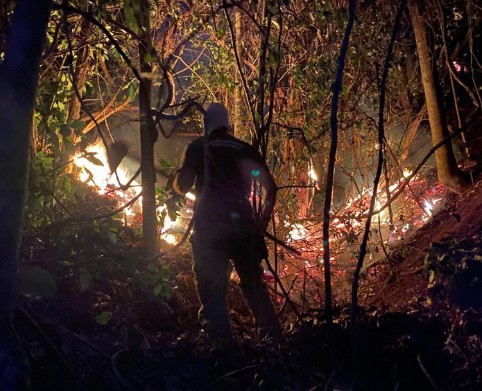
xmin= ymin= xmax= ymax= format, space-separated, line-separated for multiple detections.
xmin=143 ymin=50 xmax=154 ymax=65
xmin=154 ymin=282 xmax=163 ymax=296
xmin=59 ymin=124 xmax=71 ymax=138
xmin=147 ymin=263 xmax=159 ymax=273
xmin=95 ymin=311 xmax=113 ymax=325
xmin=108 ymin=231 xmax=119 ymax=244
xmin=64 ymin=176 xmax=72 ymax=195
xmin=71 ymin=119 xmax=86 ymax=130
xmin=129 ymin=83 xmax=137 ymax=101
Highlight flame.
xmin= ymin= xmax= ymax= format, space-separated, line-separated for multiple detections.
xmin=74 ymin=142 xmax=141 ymax=198
xmin=308 ymin=167 xmax=318 ymax=182
xmin=185 ymin=192 xmax=196 ymax=201
xmin=73 ymin=142 xmax=184 ymax=246
xmin=157 ymin=205 xmax=179 ymax=244
xmin=423 ymin=199 xmax=434 ymax=217
xmin=73 ymin=143 xmax=142 ymax=224
xmin=162 ymin=234 xmax=176 ymax=245
xmin=287 ymin=223 xmax=308 ymax=242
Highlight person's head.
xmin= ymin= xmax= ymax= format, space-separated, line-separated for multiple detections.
xmin=204 ymin=102 xmax=233 ymax=135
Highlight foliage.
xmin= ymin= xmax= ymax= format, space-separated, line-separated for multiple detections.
xmin=21 ymin=197 xmax=175 ymax=342
xmin=425 ymin=234 xmax=482 ymax=309
xmin=23 ymin=150 xmax=173 ymax=301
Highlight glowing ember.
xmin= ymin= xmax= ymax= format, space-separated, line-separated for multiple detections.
xmin=287 ymin=223 xmax=309 ymax=242
xmin=308 ymin=166 xmax=318 ymax=182
xmin=423 ymin=199 xmax=434 ymax=216
xmin=271 ymin=169 xmax=447 ymax=309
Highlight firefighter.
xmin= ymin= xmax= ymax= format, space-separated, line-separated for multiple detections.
xmin=173 ymin=102 xmax=282 ymax=345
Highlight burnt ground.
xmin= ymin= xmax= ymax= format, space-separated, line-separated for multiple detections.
xmin=13 ymin=140 xmax=482 ymax=390
xmin=362 ymin=173 xmax=482 ymax=311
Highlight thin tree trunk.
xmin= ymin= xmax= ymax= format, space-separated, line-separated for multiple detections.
xmin=233 ymin=7 xmax=243 ymax=137
xmin=324 ymin=0 xmax=358 ymax=325
xmin=138 ymin=0 xmax=158 ymax=256
xmin=409 ymin=0 xmax=468 ymax=193
xmin=0 ymin=0 xmax=52 ymax=387
xmin=255 ymin=0 xmax=267 ymax=150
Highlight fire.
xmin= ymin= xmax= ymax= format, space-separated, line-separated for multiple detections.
xmin=71 ymin=140 xmax=447 ymax=304
xmin=423 ymin=199 xmax=434 ymax=216
xmin=158 ymin=205 xmax=179 ymax=245
xmin=185 ymin=192 xmax=196 ymax=201
xmin=74 ymin=142 xmax=141 ymax=198
xmin=287 ymin=223 xmax=309 ymax=242
xmin=73 ymin=142 xmax=181 ymax=246
xmin=308 ymin=166 xmax=318 ymax=182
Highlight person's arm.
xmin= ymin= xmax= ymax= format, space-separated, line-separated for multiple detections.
xmin=248 ymin=151 xmax=277 ymax=232
xmin=173 ymin=141 xmax=201 ymax=195
xmin=258 ymin=165 xmax=276 ymax=232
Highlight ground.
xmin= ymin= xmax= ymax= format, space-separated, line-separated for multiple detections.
xmin=12 ymin=172 xmax=482 ymax=390
xmin=364 ymin=173 xmax=482 ymax=310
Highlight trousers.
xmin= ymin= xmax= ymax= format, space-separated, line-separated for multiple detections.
xmin=190 ymin=221 xmax=281 ymax=341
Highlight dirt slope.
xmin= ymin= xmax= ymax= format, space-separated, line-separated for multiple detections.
xmin=364 ymin=173 xmax=482 ymax=310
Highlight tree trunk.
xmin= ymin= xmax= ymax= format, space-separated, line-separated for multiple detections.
xmin=138 ymin=0 xmax=158 ymax=256
xmin=233 ymin=7 xmax=243 ymax=137
xmin=409 ymin=0 xmax=468 ymax=193
xmin=0 ymin=0 xmax=52 ymax=387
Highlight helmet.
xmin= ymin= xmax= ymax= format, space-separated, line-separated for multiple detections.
xmin=204 ymin=102 xmax=231 ymax=135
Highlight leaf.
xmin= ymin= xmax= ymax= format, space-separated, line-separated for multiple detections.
xmin=95 ymin=311 xmax=113 ymax=325
xmin=108 ymin=231 xmax=119 ymax=244
xmin=71 ymin=119 xmax=86 ymax=130
xmin=85 ymin=154 xmax=105 ymax=167
xmin=437 ymin=253 xmax=447 ymax=262
xmin=59 ymin=124 xmax=71 ymax=137
xmin=123 ymin=0 xmax=140 ymax=32
xmin=424 ymin=253 xmax=431 ymax=265
xmin=17 ymin=265 xmax=57 ymax=299
xmin=143 ymin=51 xmax=154 ymax=66
xmin=139 ymin=270 xmax=159 ymax=285
xmin=64 ymin=176 xmax=72 ymax=195
xmin=129 ymin=83 xmax=137 ymax=101
xmin=154 ymin=282 xmax=163 ymax=296
xmin=79 ymin=271 xmax=93 ymax=292
xmin=147 ymin=263 xmax=159 ymax=273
